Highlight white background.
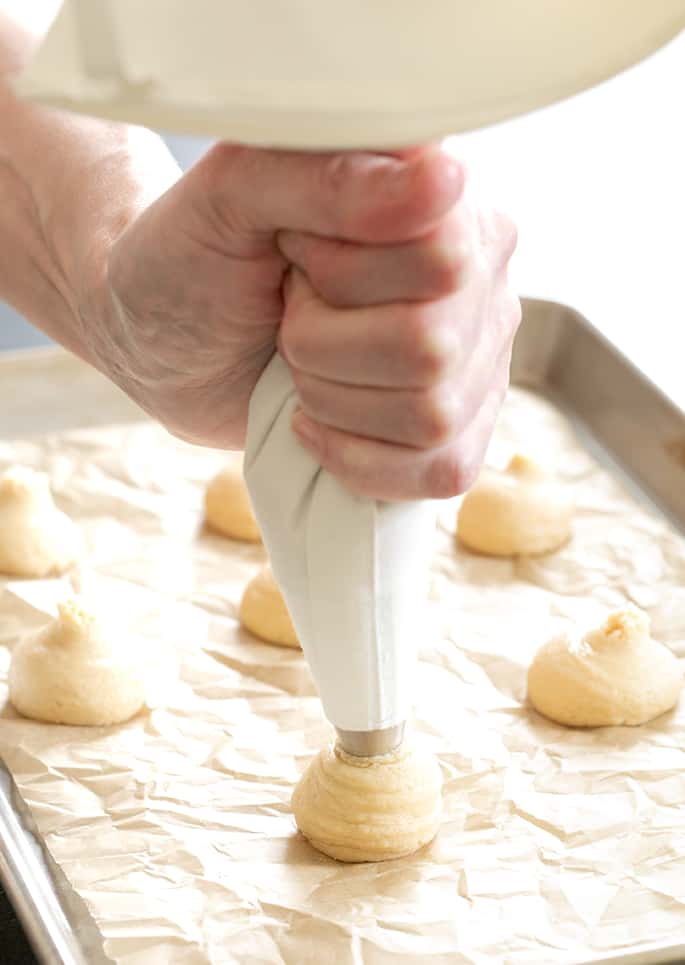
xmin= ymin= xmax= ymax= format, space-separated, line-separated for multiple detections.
xmin=450 ymin=31 xmax=684 ymax=407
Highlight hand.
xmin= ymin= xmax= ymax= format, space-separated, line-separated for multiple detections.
xmin=279 ymin=177 xmax=520 ymax=499
xmin=86 ymin=143 xmax=463 ymax=452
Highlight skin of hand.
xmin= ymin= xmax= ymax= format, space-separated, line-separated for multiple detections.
xmin=280 ymin=181 xmax=520 ymax=499
xmin=93 ymin=144 xmax=519 ymax=500
xmin=0 ymin=3 xmax=519 ymax=502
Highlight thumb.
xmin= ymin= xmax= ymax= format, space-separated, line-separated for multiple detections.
xmin=192 ymin=142 xmax=464 ymax=245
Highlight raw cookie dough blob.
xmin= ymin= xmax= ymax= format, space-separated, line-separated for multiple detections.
xmin=0 ymin=466 xmax=81 ymax=577
xmin=205 ymin=458 xmax=261 ymax=542
xmin=9 ymin=598 xmax=146 ymax=726
xmin=239 ymin=564 xmax=299 ymax=648
xmin=528 ymin=606 xmax=682 ymax=727
xmin=457 ymin=453 xmax=572 ymax=557
xmin=292 ymin=741 xmax=442 ymax=862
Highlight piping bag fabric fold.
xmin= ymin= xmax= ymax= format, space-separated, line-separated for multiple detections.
xmin=244 ymin=355 xmax=436 ymax=733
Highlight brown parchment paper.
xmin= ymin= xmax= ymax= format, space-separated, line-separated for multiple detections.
xmin=1 ymin=388 xmax=685 ymax=965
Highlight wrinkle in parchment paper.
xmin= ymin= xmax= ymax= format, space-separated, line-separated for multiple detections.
xmin=1 ymin=390 xmax=685 ymax=965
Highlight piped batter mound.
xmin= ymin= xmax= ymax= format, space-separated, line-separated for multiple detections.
xmin=0 ymin=466 xmax=81 ymax=577
xmin=292 ymin=740 xmax=442 ymax=862
xmin=457 ymin=453 xmax=572 ymax=556
xmin=239 ymin=564 xmax=299 ymax=648
xmin=528 ymin=605 xmax=682 ymax=727
xmin=205 ymin=459 xmax=261 ymax=542
xmin=9 ymin=597 xmax=146 ymax=726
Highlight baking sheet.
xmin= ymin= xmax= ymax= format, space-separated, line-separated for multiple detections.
xmin=1 ymin=386 xmax=685 ymax=964
xmin=0 ymin=766 xmax=107 ymax=965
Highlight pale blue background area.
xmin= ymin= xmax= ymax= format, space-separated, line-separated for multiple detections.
xmin=0 ymin=134 xmax=212 ymax=351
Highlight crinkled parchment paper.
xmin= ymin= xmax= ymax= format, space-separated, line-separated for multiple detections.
xmin=1 ymin=388 xmax=685 ymax=965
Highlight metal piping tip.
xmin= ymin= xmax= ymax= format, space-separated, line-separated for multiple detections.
xmin=335 ymin=722 xmax=406 ymax=758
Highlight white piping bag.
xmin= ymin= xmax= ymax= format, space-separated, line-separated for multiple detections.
xmin=245 ymin=355 xmax=436 ymax=755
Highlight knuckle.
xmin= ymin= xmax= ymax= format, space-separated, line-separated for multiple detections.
xmin=426 ymin=448 xmax=479 ymax=499
xmin=422 ymin=237 xmax=465 ymax=297
xmin=414 ymin=388 xmax=458 ymax=448
xmin=415 ymin=152 xmax=466 ymax=216
xmin=400 ymin=304 xmax=452 ymax=385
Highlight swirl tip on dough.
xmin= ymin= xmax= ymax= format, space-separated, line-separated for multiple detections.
xmin=9 ymin=596 xmax=146 ymax=726
xmin=457 ymin=452 xmax=572 ymax=557
xmin=54 ymin=598 xmax=100 ymax=646
xmin=292 ymin=740 xmax=442 ymax=862
xmin=204 ymin=459 xmax=261 ymax=542
xmin=585 ymin=606 xmax=648 ymax=649
xmin=0 ymin=465 xmax=81 ymax=577
xmin=528 ymin=605 xmax=682 ymax=727
xmin=239 ymin=564 xmax=299 ymax=648
xmin=505 ymin=452 xmax=545 ymax=479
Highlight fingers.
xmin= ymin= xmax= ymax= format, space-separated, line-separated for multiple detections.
xmin=278 ymin=189 xmax=521 ymax=500
xmin=291 ymin=375 xmax=461 ymax=449
xmin=291 ymin=375 xmax=509 ymax=501
xmin=279 ymin=270 xmax=461 ymax=389
xmin=290 ymin=334 xmax=511 ymax=449
xmin=278 ymin=217 xmax=469 ymax=308
xmin=275 ymin=202 xmax=515 ymax=312
xmin=194 ymin=142 xmax=464 ymax=245
xmin=280 ymin=265 xmax=519 ymax=396
xmin=285 ymin=270 xmax=520 ymax=498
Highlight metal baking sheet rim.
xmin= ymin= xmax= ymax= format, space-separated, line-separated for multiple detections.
xmin=1 ymin=297 xmax=684 ymax=965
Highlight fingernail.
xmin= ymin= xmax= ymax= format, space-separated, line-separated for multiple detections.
xmin=292 ymin=411 xmax=319 ymax=452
